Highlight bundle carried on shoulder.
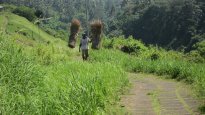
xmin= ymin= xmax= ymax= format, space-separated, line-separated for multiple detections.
xmin=68 ymin=19 xmax=81 ymax=48
xmin=90 ymin=20 xmax=103 ymax=49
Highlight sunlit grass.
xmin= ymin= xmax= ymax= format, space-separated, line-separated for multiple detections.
xmin=0 ymin=11 xmax=205 ymax=114
xmin=92 ymin=38 xmax=205 ymax=97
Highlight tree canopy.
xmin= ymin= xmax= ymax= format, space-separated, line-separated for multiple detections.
xmin=1 ymin=0 xmax=205 ymax=53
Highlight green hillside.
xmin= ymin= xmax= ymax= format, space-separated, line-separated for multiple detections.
xmin=0 ymin=11 xmax=205 ymax=114
xmin=1 ymin=12 xmax=68 ymax=48
xmin=0 ymin=12 xmax=129 ymax=114
xmin=0 ymin=12 xmax=76 ymax=61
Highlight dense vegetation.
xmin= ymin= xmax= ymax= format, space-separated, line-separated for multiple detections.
xmin=1 ymin=0 xmax=205 ymax=54
xmin=0 ymin=12 xmax=128 ymax=114
xmin=1 ymin=0 xmax=205 ymax=114
xmin=0 ymin=35 xmax=129 ymax=114
xmin=100 ymin=37 xmax=205 ymax=96
xmin=119 ymin=0 xmax=205 ymax=52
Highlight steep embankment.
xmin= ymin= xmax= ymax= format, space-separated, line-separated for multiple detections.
xmin=0 ymin=12 xmax=69 ymax=51
xmin=1 ymin=12 xmax=51 ymax=40
xmin=0 ymin=12 xmax=76 ymax=60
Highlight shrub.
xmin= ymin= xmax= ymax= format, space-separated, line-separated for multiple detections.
xmin=1 ymin=4 xmax=17 ymax=12
xmin=13 ymin=6 xmax=36 ymax=21
xmin=103 ymin=36 xmax=148 ymax=55
xmin=194 ymin=40 xmax=205 ymax=58
xmin=150 ymin=53 xmax=160 ymax=60
xmin=35 ymin=10 xmax=43 ymax=18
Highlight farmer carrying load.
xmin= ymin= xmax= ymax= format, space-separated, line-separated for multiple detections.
xmin=79 ymin=33 xmax=90 ymax=60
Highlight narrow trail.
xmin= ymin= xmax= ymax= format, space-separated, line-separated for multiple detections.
xmin=121 ymin=73 xmax=201 ymax=115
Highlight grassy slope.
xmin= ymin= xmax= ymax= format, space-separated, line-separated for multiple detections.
xmin=2 ymin=12 xmax=76 ymax=61
xmin=1 ymin=11 xmax=205 ymax=114
xmin=0 ymin=12 xmax=129 ymax=114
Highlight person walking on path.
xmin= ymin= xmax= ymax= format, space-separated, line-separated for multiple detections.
xmin=79 ymin=33 xmax=90 ymax=60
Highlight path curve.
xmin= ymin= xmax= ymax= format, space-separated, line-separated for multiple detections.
xmin=120 ymin=73 xmax=201 ymax=115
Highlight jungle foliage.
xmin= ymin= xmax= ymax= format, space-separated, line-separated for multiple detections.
xmin=1 ymin=0 xmax=205 ymax=54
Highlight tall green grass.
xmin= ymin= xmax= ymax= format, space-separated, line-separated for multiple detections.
xmin=1 ymin=11 xmax=205 ymax=114
xmin=1 ymin=12 xmax=130 ymax=114
xmin=0 ymin=34 xmax=128 ymax=114
xmin=0 ymin=35 xmax=43 ymax=114
xmin=42 ymin=62 xmax=128 ymax=114
xmin=93 ymin=38 xmax=205 ymax=97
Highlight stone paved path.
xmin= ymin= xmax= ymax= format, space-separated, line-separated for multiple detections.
xmin=120 ymin=73 xmax=202 ymax=115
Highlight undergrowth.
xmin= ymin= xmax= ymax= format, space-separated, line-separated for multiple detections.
xmin=91 ymin=37 xmax=205 ymax=97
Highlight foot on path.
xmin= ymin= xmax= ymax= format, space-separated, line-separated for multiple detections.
xmin=120 ymin=73 xmax=202 ymax=115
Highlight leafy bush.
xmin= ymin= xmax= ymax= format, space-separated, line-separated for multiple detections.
xmin=35 ymin=10 xmax=43 ymax=18
xmin=1 ymin=4 xmax=17 ymax=12
xmin=103 ymin=36 xmax=148 ymax=55
xmin=187 ymin=50 xmax=205 ymax=63
xmin=194 ymin=40 xmax=205 ymax=58
xmin=13 ymin=6 xmax=36 ymax=21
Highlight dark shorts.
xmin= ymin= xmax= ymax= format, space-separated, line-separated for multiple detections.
xmin=82 ymin=49 xmax=89 ymax=60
